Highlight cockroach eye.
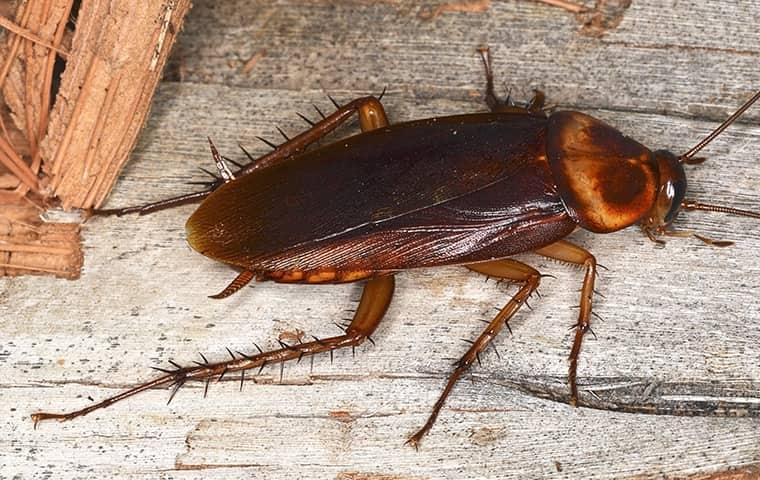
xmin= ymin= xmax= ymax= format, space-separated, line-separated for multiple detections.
xmin=648 ymin=150 xmax=688 ymax=227
xmin=664 ymin=177 xmax=687 ymax=224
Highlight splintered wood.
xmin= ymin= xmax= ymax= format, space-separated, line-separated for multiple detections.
xmin=0 ymin=0 xmax=191 ymax=277
xmin=0 ymin=202 xmax=81 ymax=278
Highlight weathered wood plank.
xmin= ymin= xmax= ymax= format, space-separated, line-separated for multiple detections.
xmin=2 ymin=0 xmax=760 ymax=478
xmin=166 ymin=0 xmax=760 ymax=121
xmin=4 ymin=83 xmax=759 ymax=479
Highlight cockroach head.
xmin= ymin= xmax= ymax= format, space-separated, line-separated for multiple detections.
xmin=640 ymin=90 xmax=760 ymax=246
xmin=640 ymin=150 xmax=687 ymax=232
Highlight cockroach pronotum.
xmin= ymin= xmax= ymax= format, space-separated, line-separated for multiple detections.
xmin=32 ymin=48 xmax=760 ymax=447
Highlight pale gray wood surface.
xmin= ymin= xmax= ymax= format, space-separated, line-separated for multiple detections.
xmin=3 ymin=1 xmax=760 ymax=478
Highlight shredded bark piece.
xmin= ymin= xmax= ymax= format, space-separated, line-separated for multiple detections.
xmin=0 ymin=199 xmax=81 ymax=279
xmin=0 ymin=0 xmax=192 ymax=277
xmin=42 ymin=0 xmax=193 ymax=209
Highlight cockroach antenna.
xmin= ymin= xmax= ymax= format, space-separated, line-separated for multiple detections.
xmin=681 ymin=201 xmax=760 ymax=220
xmin=667 ymin=91 xmax=760 ymax=229
xmin=680 ymin=90 xmax=760 ymax=162
xmin=677 ymin=90 xmax=760 ymax=224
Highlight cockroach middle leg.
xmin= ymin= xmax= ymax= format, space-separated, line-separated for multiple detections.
xmin=406 ymin=259 xmax=541 ymax=448
xmin=477 ymin=46 xmax=514 ymax=113
xmin=534 ymin=240 xmax=597 ymax=406
xmin=477 ymin=46 xmax=546 ymax=115
xmin=31 ymin=275 xmax=395 ymax=426
xmin=94 ymin=95 xmax=389 ymax=217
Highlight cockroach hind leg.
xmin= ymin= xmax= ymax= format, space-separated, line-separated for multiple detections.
xmin=92 ymin=143 xmax=236 ymax=217
xmin=254 ymin=136 xmax=278 ymax=150
xmin=296 ymin=111 xmax=316 ymax=127
xmin=93 ymin=141 xmax=253 ymax=218
xmin=238 ymin=93 xmax=389 ymax=174
xmin=328 ymin=94 xmax=341 ymax=109
xmin=221 ymin=155 xmax=244 ymax=169
xmin=96 ymin=92 xmax=393 ymax=218
xmin=30 ymin=275 xmax=395 ymax=426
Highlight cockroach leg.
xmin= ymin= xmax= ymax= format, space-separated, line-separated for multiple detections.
xmin=691 ymin=234 xmax=734 ymax=248
xmin=296 ymin=111 xmax=317 ymax=127
xmin=209 ymin=270 xmax=255 ymax=299
xmin=641 ymin=226 xmax=667 ymax=246
xmin=30 ymin=275 xmax=395 ymax=426
xmin=527 ymin=90 xmax=546 ymax=113
xmin=476 ymin=46 xmax=525 ymax=113
xmin=657 ymin=229 xmax=734 ymax=247
xmin=476 ymin=46 xmax=501 ymax=113
xmin=406 ymin=259 xmax=541 ymax=448
xmin=248 ymin=94 xmax=388 ymax=172
xmin=641 ymin=226 xmax=734 ymax=248
xmin=93 ymin=190 xmax=212 ymax=217
xmin=254 ymin=136 xmax=278 ymax=150
xmin=93 ymin=95 xmax=389 ymax=217
xmin=476 ymin=46 xmax=546 ymax=117
xmin=533 ymin=240 xmax=597 ymax=406
xmin=207 ymin=137 xmax=235 ymax=181
xmin=221 ymin=155 xmax=244 ymax=170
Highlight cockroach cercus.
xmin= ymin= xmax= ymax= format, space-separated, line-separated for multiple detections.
xmin=32 ymin=48 xmax=760 ymax=447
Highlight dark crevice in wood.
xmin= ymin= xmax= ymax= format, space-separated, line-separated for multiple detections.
xmin=22 ymin=372 xmax=760 ymax=418
xmin=600 ymin=39 xmax=760 ymax=58
xmin=151 ymin=82 xmax=760 ymax=128
xmin=488 ymin=374 xmax=760 ymax=417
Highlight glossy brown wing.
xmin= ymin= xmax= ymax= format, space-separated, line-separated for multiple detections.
xmin=240 ymin=166 xmax=576 ymax=279
xmin=546 ymin=111 xmax=659 ymax=233
xmin=186 ymin=113 xmax=550 ymax=272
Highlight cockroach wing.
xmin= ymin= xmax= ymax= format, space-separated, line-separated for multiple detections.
xmin=546 ymin=111 xmax=659 ymax=233
xmin=236 ymin=168 xmax=576 ymax=275
xmin=186 ymin=113 xmax=549 ymax=271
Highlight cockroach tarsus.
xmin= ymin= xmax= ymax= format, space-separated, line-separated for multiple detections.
xmin=32 ymin=48 xmax=760 ymax=448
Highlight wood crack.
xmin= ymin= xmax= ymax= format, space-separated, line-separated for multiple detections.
xmin=22 ymin=372 xmax=760 ymax=418
xmin=600 ymin=39 xmax=760 ymax=58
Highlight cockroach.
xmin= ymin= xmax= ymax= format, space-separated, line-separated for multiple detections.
xmin=32 ymin=48 xmax=760 ymax=447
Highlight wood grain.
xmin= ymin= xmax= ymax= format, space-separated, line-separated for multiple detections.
xmin=2 ymin=1 xmax=760 ymax=478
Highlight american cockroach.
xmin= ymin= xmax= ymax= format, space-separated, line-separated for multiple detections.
xmin=32 ymin=48 xmax=760 ymax=447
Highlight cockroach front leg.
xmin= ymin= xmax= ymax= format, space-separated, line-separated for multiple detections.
xmin=31 ymin=275 xmax=394 ymax=426
xmin=534 ymin=240 xmax=597 ymax=406
xmin=95 ymin=95 xmax=388 ymax=216
xmin=407 ymin=259 xmax=541 ymax=448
